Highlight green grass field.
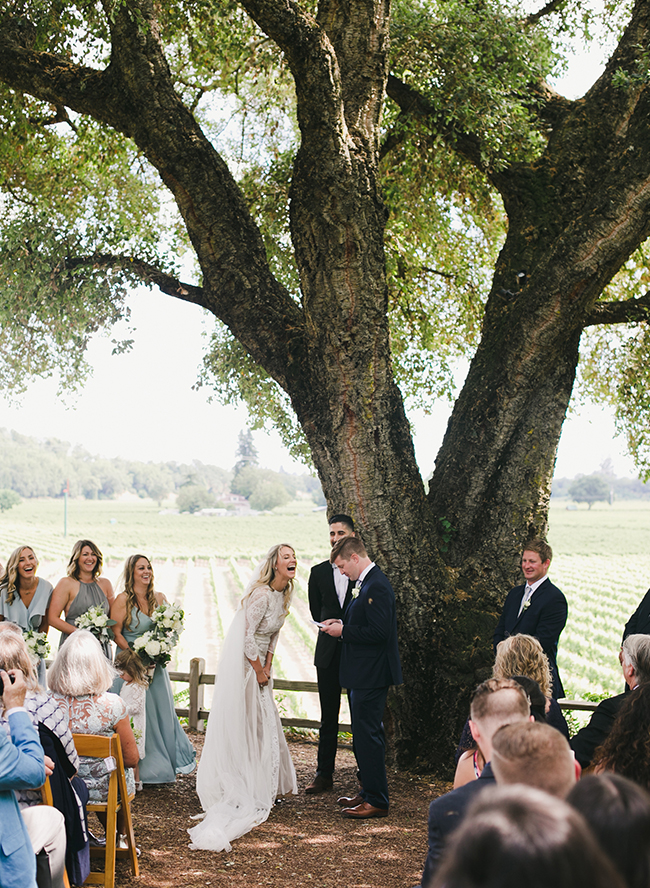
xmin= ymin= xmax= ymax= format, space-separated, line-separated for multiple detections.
xmin=1 ymin=496 xmax=647 ymax=702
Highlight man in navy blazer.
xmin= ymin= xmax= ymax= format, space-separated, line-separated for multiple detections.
xmin=420 ymin=679 xmax=531 ymax=887
xmin=493 ymin=538 xmax=568 ymax=698
xmin=305 ymin=514 xmax=356 ymax=794
xmin=320 ymin=536 xmax=402 ymax=818
xmin=0 ymin=667 xmax=46 ymax=888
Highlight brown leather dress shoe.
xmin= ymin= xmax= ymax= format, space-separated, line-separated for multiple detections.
xmin=305 ymin=774 xmax=333 ymax=794
xmin=337 ymin=793 xmax=364 ymax=808
xmin=342 ymin=802 xmax=389 ymax=819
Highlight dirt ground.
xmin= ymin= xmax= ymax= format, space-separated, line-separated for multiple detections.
xmin=101 ymin=730 xmax=451 ymax=888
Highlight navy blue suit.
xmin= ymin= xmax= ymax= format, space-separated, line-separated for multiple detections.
xmin=569 ymin=693 xmax=626 ymax=768
xmin=420 ymin=763 xmax=496 ymax=887
xmin=309 ymin=560 xmax=354 ymax=776
xmin=339 ymin=564 xmax=402 ymax=809
xmin=623 ymin=589 xmax=650 ymax=640
xmin=493 ymin=577 xmax=568 ymax=698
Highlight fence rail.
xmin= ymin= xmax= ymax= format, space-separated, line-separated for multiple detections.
xmin=171 ymin=658 xmax=598 ymax=732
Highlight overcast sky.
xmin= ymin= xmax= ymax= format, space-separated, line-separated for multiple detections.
xmin=0 ymin=20 xmax=635 ymax=481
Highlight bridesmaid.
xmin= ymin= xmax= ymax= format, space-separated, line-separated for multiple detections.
xmin=0 ymin=545 xmax=53 ymax=686
xmin=111 ymin=554 xmax=195 ymax=784
xmin=47 ymin=539 xmax=115 ymax=657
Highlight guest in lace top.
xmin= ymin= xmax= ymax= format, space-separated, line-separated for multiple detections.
xmin=49 ymin=630 xmax=138 ymax=841
xmin=0 ymin=628 xmax=78 ymax=806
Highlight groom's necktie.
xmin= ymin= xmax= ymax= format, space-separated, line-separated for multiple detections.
xmin=518 ymin=585 xmax=532 ymax=618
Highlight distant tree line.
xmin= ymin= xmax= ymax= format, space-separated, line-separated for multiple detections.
xmin=552 ymin=468 xmax=650 ymax=504
xmin=0 ymin=428 xmax=324 ymax=508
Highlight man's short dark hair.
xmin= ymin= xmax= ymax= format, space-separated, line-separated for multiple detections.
xmin=330 ymin=536 xmax=367 ymax=563
xmin=328 ymin=514 xmax=355 ymax=532
xmin=523 ymin=538 xmax=552 ymax=564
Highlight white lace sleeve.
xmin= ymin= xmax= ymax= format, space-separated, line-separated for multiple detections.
xmin=267 ymin=628 xmax=280 ymax=655
xmin=243 ymin=588 xmax=270 ymax=660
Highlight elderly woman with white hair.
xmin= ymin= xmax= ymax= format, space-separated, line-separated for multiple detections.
xmin=48 ymin=630 xmax=138 ymax=844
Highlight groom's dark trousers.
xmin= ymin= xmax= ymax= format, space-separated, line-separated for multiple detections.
xmin=339 ymin=565 xmax=402 ymax=809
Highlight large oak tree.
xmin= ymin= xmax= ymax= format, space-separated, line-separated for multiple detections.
xmin=1 ymin=0 xmax=649 ymax=770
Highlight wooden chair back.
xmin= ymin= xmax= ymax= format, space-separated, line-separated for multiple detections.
xmin=39 ymin=777 xmax=71 ymax=888
xmin=72 ymin=733 xmax=139 ymax=888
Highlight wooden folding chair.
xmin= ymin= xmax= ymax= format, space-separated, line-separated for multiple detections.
xmin=39 ymin=777 xmax=71 ymax=888
xmin=72 ymin=733 xmax=139 ymax=888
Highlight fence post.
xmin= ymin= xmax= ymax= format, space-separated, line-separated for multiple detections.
xmin=189 ymin=657 xmax=205 ymax=731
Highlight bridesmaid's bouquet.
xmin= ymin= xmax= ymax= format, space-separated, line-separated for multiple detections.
xmin=23 ymin=629 xmax=50 ymax=662
xmin=133 ymin=602 xmax=185 ymax=670
xmin=75 ymin=605 xmax=116 ymax=645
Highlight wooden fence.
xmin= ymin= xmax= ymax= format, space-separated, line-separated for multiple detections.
xmin=171 ymin=658 xmax=597 ymax=732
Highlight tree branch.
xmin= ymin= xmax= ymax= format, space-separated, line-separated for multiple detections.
xmin=525 ymin=0 xmax=568 ymax=26
xmin=62 ymin=254 xmax=205 ymax=305
xmin=586 ymin=292 xmax=650 ymax=326
xmin=384 ymin=74 xmax=486 ymax=170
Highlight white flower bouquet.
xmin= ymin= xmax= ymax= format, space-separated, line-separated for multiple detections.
xmin=23 ymin=629 xmax=50 ymax=661
xmin=75 ymin=605 xmax=116 ymax=645
xmin=133 ymin=603 xmax=185 ymax=670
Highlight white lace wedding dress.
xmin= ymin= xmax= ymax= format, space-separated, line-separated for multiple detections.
xmin=188 ymin=584 xmax=298 ymax=851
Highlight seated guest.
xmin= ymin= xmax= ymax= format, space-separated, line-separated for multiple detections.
xmin=570 ymin=633 xmax=650 ymax=768
xmin=491 ymin=720 xmax=578 ymax=798
xmin=0 ymin=666 xmax=66 ymax=888
xmin=430 ymin=785 xmax=625 ymax=888
xmin=48 ymin=630 xmax=139 ymax=846
xmin=421 ymin=678 xmax=531 ymax=886
xmin=454 ymin=674 xmax=546 ymax=788
xmin=0 ymin=630 xmax=87 ymax=885
xmin=568 ymin=774 xmax=650 ymax=888
xmin=591 ymin=680 xmax=650 ymax=790
xmin=454 ymin=633 xmax=568 ymax=785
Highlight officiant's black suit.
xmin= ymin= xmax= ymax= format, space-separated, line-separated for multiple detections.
xmin=339 ymin=564 xmax=402 ymax=810
xmin=493 ymin=577 xmax=568 ymax=698
xmin=309 ymin=560 xmax=354 ymax=777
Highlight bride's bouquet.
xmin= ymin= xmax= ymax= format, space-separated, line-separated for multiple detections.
xmin=23 ymin=628 xmax=50 ymax=662
xmin=133 ymin=602 xmax=185 ymax=670
xmin=75 ymin=605 xmax=116 ymax=645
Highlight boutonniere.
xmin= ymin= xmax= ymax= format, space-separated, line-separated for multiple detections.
xmin=523 ymin=599 xmax=532 ymax=610
xmin=352 ymin=582 xmax=361 ymax=599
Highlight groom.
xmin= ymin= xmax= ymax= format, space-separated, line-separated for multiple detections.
xmin=320 ymin=536 xmax=402 ymax=818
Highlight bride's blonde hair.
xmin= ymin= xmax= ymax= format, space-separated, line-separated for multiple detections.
xmin=244 ymin=543 xmax=295 ymax=613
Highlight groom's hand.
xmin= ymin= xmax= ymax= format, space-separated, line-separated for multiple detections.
xmin=320 ymin=619 xmax=343 ymax=637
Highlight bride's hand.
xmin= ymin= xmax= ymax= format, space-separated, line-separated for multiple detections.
xmin=256 ymin=668 xmax=270 ymax=687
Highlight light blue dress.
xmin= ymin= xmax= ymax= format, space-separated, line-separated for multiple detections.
xmin=0 ymin=578 xmax=53 ymax=687
xmin=60 ymin=581 xmax=112 ymax=659
xmin=115 ymin=608 xmax=196 ymax=784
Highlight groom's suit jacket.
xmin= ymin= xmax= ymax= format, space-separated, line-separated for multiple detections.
xmin=339 ymin=565 xmax=402 ymax=690
xmin=493 ymin=577 xmax=568 ymax=698
xmin=309 ymin=560 xmax=354 ymax=669
xmin=623 ymin=587 xmax=650 ymax=640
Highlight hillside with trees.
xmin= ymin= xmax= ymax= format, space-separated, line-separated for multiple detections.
xmin=0 ymin=427 xmax=322 ymax=507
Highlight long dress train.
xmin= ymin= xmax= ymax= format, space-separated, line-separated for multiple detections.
xmin=115 ymin=609 xmax=196 ymax=783
xmin=188 ymin=585 xmax=297 ymax=851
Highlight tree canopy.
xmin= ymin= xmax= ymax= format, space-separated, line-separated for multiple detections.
xmin=2 ymin=0 xmax=650 ymax=769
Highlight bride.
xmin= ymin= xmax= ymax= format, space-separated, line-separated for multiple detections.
xmin=188 ymin=544 xmax=298 ymax=851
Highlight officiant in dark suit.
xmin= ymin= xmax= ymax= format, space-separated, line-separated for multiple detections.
xmin=304 ymin=514 xmax=356 ymax=794
xmin=493 ymin=538 xmax=568 ymax=698
xmin=321 ymin=535 xmax=402 ymax=818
